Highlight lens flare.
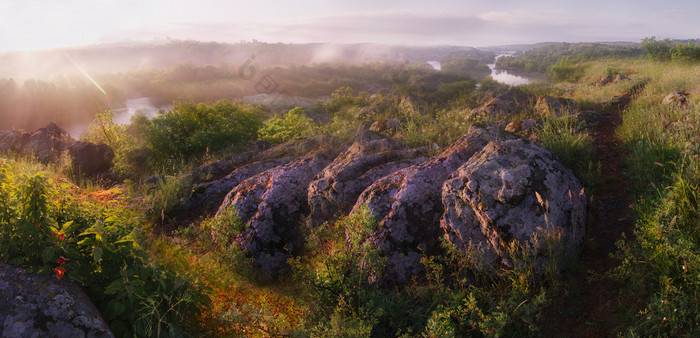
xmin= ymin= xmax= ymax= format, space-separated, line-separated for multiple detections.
xmin=62 ymin=51 xmax=108 ymax=97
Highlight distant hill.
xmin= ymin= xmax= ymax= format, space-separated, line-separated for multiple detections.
xmin=0 ymin=41 xmax=493 ymax=79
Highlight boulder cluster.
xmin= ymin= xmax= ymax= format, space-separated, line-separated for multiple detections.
xmin=189 ymin=119 xmax=587 ymax=283
xmin=0 ymin=122 xmax=114 ymax=177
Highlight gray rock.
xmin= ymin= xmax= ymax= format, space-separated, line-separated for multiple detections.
xmin=68 ymin=141 xmax=115 ymax=177
xmin=0 ymin=263 xmax=113 ymax=337
xmin=441 ymin=139 xmax=586 ymax=273
xmin=0 ymin=131 xmax=29 ymax=153
xmin=16 ymin=122 xmax=74 ymax=164
xmin=662 ymin=91 xmax=689 ymax=107
xmin=535 ymin=95 xmax=580 ymax=117
xmin=184 ymin=157 xmax=293 ymax=214
xmin=350 ymin=125 xmax=511 ymax=284
xmin=215 ymin=148 xmax=342 ymax=277
xmin=307 ymin=136 xmax=426 ymax=227
xmin=466 ymin=90 xmax=535 ymax=119
xmin=187 ymin=136 xmax=330 ymax=186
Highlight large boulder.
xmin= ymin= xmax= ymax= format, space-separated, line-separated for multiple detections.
xmin=0 ymin=263 xmax=113 ymax=337
xmin=466 ymin=90 xmax=535 ymax=119
xmin=68 ymin=141 xmax=115 ymax=177
xmin=184 ymin=157 xmax=293 ymax=214
xmin=534 ymin=95 xmax=580 ymax=117
xmin=441 ymin=139 xmax=586 ymax=272
xmin=20 ymin=122 xmax=74 ymax=164
xmin=0 ymin=131 xmax=29 ymax=153
xmin=351 ymin=125 xmax=511 ymax=284
xmin=307 ymin=136 xmax=426 ymax=227
xmin=215 ymin=148 xmax=342 ymax=277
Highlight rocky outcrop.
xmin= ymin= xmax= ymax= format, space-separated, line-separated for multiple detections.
xmin=0 ymin=123 xmax=115 ymax=176
xmin=0 ymin=263 xmax=113 ymax=337
xmin=307 ymin=135 xmax=427 ymax=227
xmin=350 ymin=125 xmax=511 ymax=284
xmin=466 ymin=90 xmax=535 ymax=119
xmin=1 ymin=122 xmax=74 ymax=164
xmin=215 ymin=148 xmax=342 ymax=277
xmin=662 ymin=91 xmax=689 ymax=107
xmin=187 ymin=141 xmax=271 ymax=184
xmin=441 ymin=139 xmax=586 ymax=272
xmin=535 ymin=95 xmax=580 ymax=117
xmin=184 ymin=157 xmax=293 ymax=214
xmin=0 ymin=131 xmax=29 ymax=153
xmin=68 ymin=141 xmax=115 ymax=177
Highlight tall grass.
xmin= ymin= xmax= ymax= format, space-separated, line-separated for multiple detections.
xmin=600 ymin=59 xmax=700 ymax=336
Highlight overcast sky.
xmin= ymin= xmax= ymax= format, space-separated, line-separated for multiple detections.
xmin=1 ymin=0 xmax=699 ymax=52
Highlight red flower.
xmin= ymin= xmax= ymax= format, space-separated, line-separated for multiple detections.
xmin=56 ymin=256 xmax=67 ymax=265
xmin=54 ymin=266 xmax=66 ymax=280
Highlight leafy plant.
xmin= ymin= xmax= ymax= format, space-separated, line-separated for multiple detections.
xmin=259 ymin=106 xmax=317 ymax=144
xmin=0 ymin=161 xmax=209 ymax=337
xmin=136 ymin=101 xmax=263 ymax=172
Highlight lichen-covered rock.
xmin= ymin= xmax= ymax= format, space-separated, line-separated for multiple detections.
xmin=466 ymin=90 xmax=535 ymax=119
xmin=441 ymin=139 xmax=586 ymax=272
xmin=535 ymin=95 xmax=580 ymax=117
xmin=215 ymin=148 xmax=342 ymax=277
xmin=0 ymin=263 xmax=113 ymax=337
xmin=68 ymin=141 xmax=115 ymax=177
xmin=351 ymin=125 xmax=510 ymax=284
xmin=184 ymin=157 xmax=293 ymax=214
xmin=307 ymin=136 xmax=426 ymax=227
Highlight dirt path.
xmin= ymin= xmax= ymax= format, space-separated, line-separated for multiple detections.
xmin=547 ymin=89 xmax=641 ymax=337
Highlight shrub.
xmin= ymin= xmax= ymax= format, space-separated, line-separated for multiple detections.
xmin=549 ymin=56 xmax=586 ymax=82
xmin=259 ymin=107 xmax=317 ymax=144
xmin=0 ymin=161 xmax=209 ymax=337
xmin=84 ymin=111 xmax=144 ymax=178
xmin=642 ymin=37 xmax=672 ymax=61
xmin=138 ymin=101 xmax=263 ymax=171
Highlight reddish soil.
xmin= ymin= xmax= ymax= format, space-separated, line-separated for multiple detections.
xmin=546 ymin=91 xmax=639 ymax=337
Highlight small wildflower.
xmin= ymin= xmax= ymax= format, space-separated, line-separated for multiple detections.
xmin=54 ymin=266 xmax=66 ymax=280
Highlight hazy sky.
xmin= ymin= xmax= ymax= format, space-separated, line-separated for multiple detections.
xmin=1 ymin=0 xmax=699 ymax=52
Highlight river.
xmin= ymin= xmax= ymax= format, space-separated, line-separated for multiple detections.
xmin=427 ymin=55 xmax=537 ymax=87
xmin=67 ymin=97 xmax=171 ymax=138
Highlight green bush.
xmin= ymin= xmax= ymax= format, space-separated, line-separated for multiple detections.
xmin=0 ymin=161 xmax=209 ymax=337
xmin=84 ymin=111 xmax=145 ymax=178
xmin=550 ymin=56 xmax=586 ymax=83
xmin=137 ymin=101 xmax=263 ymax=171
xmin=259 ymin=107 xmax=317 ymax=144
xmin=670 ymin=42 xmax=700 ymax=63
xmin=642 ymin=37 xmax=672 ymax=61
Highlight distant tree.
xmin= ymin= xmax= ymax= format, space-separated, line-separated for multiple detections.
xmin=641 ymin=37 xmax=672 ymax=61
xmin=670 ymin=42 xmax=700 ymax=63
